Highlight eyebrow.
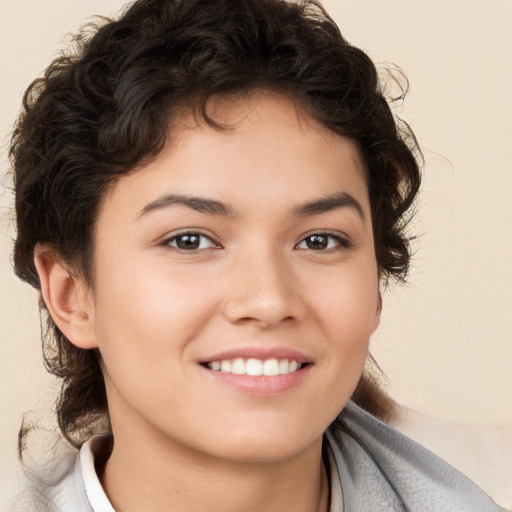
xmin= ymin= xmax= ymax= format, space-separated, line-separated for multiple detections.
xmin=137 ymin=191 xmax=365 ymax=221
xmin=137 ymin=194 xmax=234 ymax=218
xmin=293 ymin=192 xmax=366 ymax=221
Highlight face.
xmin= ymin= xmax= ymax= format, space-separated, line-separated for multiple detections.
xmin=85 ymin=92 xmax=380 ymax=462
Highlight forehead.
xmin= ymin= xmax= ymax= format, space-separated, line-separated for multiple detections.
xmin=99 ymin=91 xmax=370 ymax=220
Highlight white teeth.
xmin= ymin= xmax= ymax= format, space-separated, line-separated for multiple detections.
xmin=220 ymin=360 xmax=232 ymax=372
xmin=262 ymin=358 xmax=280 ymax=376
xmin=206 ymin=358 xmax=304 ymax=376
xmin=279 ymin=359 xmax=289 ymax=374
xmin=231 ymin=358 xmax=246 ymax=375
xmin=246 ymin=358 xmax=263 ymax=376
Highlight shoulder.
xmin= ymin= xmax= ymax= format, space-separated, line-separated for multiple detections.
xmin=327 ymin=401 xmax=508 ymax=512
xmin=390 ymin=403 xmax=512 ymax=508
xmin=0 ymin=446 xmax=93 ymax=512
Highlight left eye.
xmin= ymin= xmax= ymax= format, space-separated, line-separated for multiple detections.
xmin=296 ymin=234 xmax=346 ymax=251
xmin=165 ymin=233 xmax=217 ymax=251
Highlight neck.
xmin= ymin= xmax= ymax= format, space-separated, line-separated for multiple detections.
xmin=101 ymin=421 xmax=329 ymax=512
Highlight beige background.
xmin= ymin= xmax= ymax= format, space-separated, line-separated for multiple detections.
xmin=1 ymin=0 xmax=511 ymax=482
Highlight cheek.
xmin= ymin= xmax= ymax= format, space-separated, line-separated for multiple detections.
xmin=91 ymin=257 xmax=218 ymax=380
xmin=91 ymin=264 xmax=221 ymax=434
xmin=307 ymin=264 xmax=379 ymax=384
xmin=308 ymin=261 xmax=379 ymax=338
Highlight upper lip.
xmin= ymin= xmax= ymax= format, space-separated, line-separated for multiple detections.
xmin=200 ymin=347 xmax=312 ymax=364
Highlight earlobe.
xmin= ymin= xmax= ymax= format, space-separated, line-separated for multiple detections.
xmin=34 ymin=245 xmax=97 ymax=349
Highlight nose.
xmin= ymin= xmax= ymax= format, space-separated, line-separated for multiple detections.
xmin=222 ymin=248 xmax=306 ymax=328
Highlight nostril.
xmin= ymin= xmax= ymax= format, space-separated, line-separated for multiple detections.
xmin=221 ymin=285 xmax=306 ymax=327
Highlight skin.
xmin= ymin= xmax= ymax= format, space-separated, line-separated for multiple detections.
xmin=36 ymin=92 xmax=380 ymax=512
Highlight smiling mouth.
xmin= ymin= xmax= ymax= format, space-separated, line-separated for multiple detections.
xmin=202 ymin=358 xmax=309 ymax=376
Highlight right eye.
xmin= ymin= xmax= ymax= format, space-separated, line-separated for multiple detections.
xmin=295 ymin=232 xmax=351 ymax=252
xmin=164 ymin=232 xmax=218 ymax=252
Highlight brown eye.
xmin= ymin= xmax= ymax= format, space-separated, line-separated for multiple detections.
xmin=166 ymin=233 xmax=216 ymax=251
xmin=304 ymin=234 xmax=329 ymax=250
xmin=296 ymin=233 xmax=349 ymax=251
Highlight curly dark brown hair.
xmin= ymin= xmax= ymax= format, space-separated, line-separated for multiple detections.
xmin=10 ymin=0 xmax=421 ymax=448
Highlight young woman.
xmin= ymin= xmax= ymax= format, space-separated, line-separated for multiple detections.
xmin=5 ymin=0 xmax=506 ymax=510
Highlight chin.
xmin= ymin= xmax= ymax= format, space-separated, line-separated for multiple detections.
xmin=198 ymin=422 xmax=325 ymax=464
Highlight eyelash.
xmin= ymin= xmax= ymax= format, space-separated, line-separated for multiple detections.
xmin=162 ymin=231 xmax=220 ymax=251
xmin=295 ymin=231 xmax=352 ymax=252
xmin=162 ymin=230 xmax=351 ymax=253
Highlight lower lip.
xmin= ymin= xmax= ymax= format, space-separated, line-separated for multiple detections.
xmin=201 ymin=365 xmax=312 ymax=396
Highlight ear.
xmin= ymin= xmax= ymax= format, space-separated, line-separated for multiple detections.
xmin=370 ymin=290 xmax=382 ymax=334
xmin=34 ymin=245 xmax=98 ymax=349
